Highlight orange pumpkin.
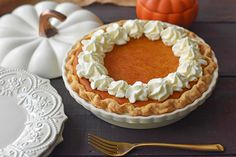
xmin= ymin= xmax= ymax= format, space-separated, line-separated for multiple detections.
xmin=136 ymin=0 xmax=199 ymax=27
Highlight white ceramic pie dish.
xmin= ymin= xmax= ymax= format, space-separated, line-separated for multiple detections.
xmin=62 ymin=35 xmax=218 ymax=129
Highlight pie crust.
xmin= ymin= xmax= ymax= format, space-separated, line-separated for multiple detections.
xmin=64 ymin=20 xmax=217 ymax=116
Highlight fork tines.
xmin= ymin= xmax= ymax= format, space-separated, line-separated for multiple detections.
xmin=88 ymin=134 xmax=118 ymax=156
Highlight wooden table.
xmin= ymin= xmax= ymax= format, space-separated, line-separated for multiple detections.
xmin=50 ymin=1 xmax=236 ymax=156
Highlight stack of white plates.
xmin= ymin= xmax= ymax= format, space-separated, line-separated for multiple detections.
xmin=0 ymin=66 xmax=67 ymax=157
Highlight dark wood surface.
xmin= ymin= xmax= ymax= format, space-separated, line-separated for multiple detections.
xmin=49 ymin=0 xmax=236 ymax=156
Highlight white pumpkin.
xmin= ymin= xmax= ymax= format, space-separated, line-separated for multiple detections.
xmin=0 ymin=1 xmax=103 ymax=78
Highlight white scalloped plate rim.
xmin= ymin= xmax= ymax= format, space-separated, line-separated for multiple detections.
xmin=0 ymin=66 xmax=67 ymax=156
xmin=62 ymin=23 xmax=218 ymax=128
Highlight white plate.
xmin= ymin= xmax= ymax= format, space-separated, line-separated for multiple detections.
xmin=41 ymin=124 xmax=64 ymax=157
xmin=0 ymin=67 xmax=67 ymax=156
xmin=62 ymin=33 xmax=218 ymax=129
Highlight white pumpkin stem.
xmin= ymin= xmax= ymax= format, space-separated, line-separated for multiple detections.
xmin=39 ymin=10 xmax=67 ymax=38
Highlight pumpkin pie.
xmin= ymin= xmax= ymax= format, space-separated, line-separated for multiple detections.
xmin=64 ymin=20 xmax=217 ymax=116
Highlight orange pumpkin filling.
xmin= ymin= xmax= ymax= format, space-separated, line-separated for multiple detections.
xmin=104 ymin=37 xmax=179 ymax=84
xmin=73 ymin=36 xmax=197 ymax=107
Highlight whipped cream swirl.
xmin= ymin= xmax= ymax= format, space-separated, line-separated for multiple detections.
xmin=177 ymin=60 xmax=204 ymax=81
xmin=106 ymin=23 xmax=130 ymax=45
xmin=147 ymin=78 xmax=173 ymax=101
xmin=144 ymin=21 xmax=164 ymax=40
xmin=82 ymin=30 xmax=113 ymax=54
xmin=108 ymin=80 xmax=129 ymax=98
xmin=77 ymin=61 xmax=107 ymax=79
xmin=123 ymin=20 xmax=144 ymax=39
xmin=166 ymin=72 xmax=190 ymax=91
xmin=78 ymin=50 xmax=104 ymax=64
xmin=161 ymin=26 xmax=187 ymax=46
xmin=179 ymin=47 xmax=207 ymax=65
xmin=172 ymin=37 xmax=198 ymax=57
xmin=125 ymin=81 xmax=148 ymax=103
xmin=91 ymin=75 xmax=114 ymax=91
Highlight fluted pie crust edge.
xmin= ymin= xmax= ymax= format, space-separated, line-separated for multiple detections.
xmin=64 ymin=21 xmax=217 ymax=116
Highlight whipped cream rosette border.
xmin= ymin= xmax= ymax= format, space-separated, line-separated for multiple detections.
xmin=76 ymin=20 xmax=207 ymax=103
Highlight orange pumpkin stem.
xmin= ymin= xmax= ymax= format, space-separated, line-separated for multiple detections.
xmin=39 ymin=10 xmax=67 ymax=38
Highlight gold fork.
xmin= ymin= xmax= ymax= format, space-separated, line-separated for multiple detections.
xmin=88 ymin=134 xmax=224 ymax=156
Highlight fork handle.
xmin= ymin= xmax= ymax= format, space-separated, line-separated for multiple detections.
xmin=135 ymin=143 xmax=224 ymax=152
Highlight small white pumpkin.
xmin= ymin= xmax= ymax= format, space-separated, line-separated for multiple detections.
xmin=0 ymin=1 xmax=103 ymax=78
